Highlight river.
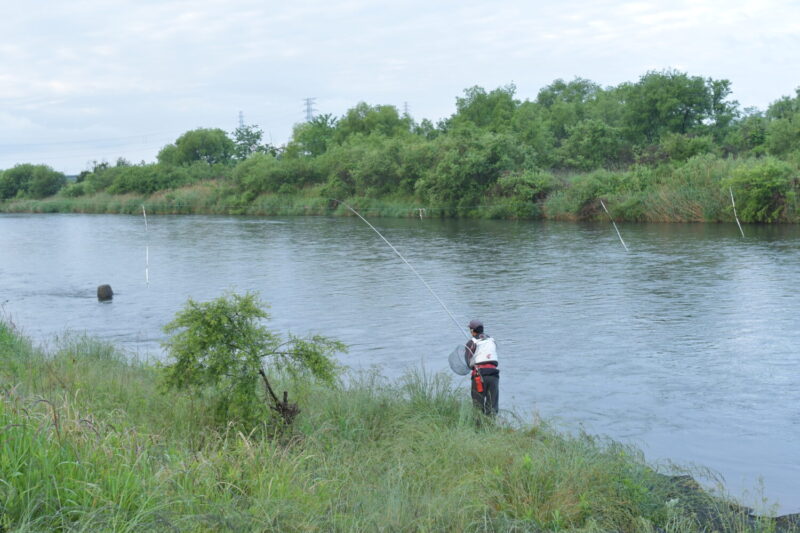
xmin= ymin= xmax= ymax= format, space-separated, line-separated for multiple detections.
xmin=1 ymin=213 xmax=798 ymax=513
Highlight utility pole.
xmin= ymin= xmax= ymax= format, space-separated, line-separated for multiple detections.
xmin=303 ymin=97 xmax=317 ymax=122
xmin=238 ymin=110 xmax=245 ymax=128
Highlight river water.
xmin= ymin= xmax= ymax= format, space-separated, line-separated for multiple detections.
xmin=1 ymin=213 xmax=798 ymax=513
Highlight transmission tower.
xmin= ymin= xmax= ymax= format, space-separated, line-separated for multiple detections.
xmin=303 ymin=97 xmax=317 ymax=122
xmin=238 ymin=111 xmax=245 ymax=128
xmin=403 ymin=101 xmax=410 ymax=116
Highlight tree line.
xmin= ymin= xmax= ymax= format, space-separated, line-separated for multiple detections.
xmin=2 ymin=69 xmax=799 ymax=221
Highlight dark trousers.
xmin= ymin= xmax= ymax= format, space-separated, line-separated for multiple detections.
xmin=471 ymin=371 xmax=499 ymax=416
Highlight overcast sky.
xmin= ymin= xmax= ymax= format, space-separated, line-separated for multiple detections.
xmin=1 ymin=0 xmax=798 ymax=174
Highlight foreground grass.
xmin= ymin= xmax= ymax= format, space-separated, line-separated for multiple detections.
xmin=0 ymin=321 xmax=793 ymax=532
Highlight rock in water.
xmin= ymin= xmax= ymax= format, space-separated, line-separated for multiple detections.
xmin=97 ymin=284 xmax=113 ymax=301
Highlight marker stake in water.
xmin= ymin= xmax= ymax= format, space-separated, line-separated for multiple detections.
xmin=729 ymin=187 xmax=745 ymax=238
xmin=599 ymin=200 xmax=629 ymax=252
xmin=142 ymin=205 xmax=150 ymax=286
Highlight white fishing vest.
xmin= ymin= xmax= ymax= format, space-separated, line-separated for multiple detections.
xmin=470 ymin=336 xmax=498 ymax=366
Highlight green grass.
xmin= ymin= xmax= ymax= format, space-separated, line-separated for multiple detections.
xmin=0 ymin=321 xmax=793 ymax=532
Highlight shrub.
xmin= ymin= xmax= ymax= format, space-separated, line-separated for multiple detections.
xmin=724 ymin=157 xmax=797 ymax=222
xmin=162 ymin=292 xmax=345 ymax=428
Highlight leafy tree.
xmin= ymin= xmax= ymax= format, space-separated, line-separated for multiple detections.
xmin=232 ymin=123 xmax=275 ymax=160
xmin=285 ymin=114 xmax=337 ymax=157
xmin=450 ymin=84 xmax=518 ymax=133
xmin=28 ymin=166 xmax=67 ymax=198
xmin=536 ymin=78 xmax=602 ymax=141
xmin=162 ymin=292 xmax=344 ymax=427
xmin=413 ymin=118 xmax=440 ymax=140
xmin=620 ymin=70 xmax=715 ymax=143
xmin=707 ymin=78 xmax=739 ymax=141
xmin=765 ymin=88 xmax=800 ymax=120
xmin=0 ymin=163 xmax=65 ymax=199
xmin=158 ymin=128 xmax=235 ymax=166
xmin=415 ymin=126 xmax=531 ymax=210
xmin=510 ymin=101 xmax=555 ymax=167
xmin=724 ymin=110 xmax=767 ymax=155
xmin=557 ymin=119 xmax=629 ymax=170
xmin=333 ymin=103 xmax=411 ymax=143
xmin=765 ymin=118 xmax=800 ymax=157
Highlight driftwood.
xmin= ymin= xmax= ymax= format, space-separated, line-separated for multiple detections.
xmin=258 ymin=368 xmax=300 ymax=425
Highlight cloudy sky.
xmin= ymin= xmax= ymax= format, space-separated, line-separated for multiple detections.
xmin=1 ymin=0 xmax=798 ymax=174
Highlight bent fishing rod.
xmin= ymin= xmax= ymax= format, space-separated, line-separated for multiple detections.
xmin=332 ymin=199 xmax=470 ymax=340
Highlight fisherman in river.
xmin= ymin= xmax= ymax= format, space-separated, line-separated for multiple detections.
xmin=465 ymin=319 xmax=499 ymax=416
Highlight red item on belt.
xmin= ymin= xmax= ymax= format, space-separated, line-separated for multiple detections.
xmin=473 ymin=372 xmax=484 ymax=393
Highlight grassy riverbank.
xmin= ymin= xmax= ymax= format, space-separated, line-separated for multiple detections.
xmin=1 ymin=321 xmax=796 ymax=532
xmin=1 ymin=154 xmax=798 ymax=222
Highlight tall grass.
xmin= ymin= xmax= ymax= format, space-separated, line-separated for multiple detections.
xmin=0 ymin=321 xmax=793 ymax=532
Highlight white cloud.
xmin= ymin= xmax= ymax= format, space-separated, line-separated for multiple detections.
xmin=1 ymin=0 xmax=799 ymax=173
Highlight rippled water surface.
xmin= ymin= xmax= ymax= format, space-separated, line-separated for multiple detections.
xmin=2 ymin=213 xmax=799 ymax=512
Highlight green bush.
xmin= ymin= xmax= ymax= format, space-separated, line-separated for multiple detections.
xmin=724 ymin=157 xmax=798 ymax=222
xmin=162 ymin=292 xmax=345 ymax=428
xmin=658 ymin=133 xmax=717 ymax=162
xmin=59 ymin=181 xmax=87 ymax=197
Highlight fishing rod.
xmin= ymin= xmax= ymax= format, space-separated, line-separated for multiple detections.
xmin=333 ymin=199 xmax=470 ymax=340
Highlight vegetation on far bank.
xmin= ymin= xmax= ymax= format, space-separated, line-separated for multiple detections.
xmin=2 ymin=292 xmax=799 ymax=532
xmin=2 ymin=70 xmax=799 ymax=222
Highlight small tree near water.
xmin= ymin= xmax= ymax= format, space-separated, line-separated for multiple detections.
xmin=162 ymin=292 xmax=344 ymax=427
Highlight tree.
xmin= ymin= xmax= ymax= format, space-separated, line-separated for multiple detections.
xmin=162 ymin=292 xmax=345 ymax=426
xmin=232 ymin=123 xmax=276 ymax=160
xmin=450 ymin=84 xmax=519 ymax=133
xmin=765 ymin=88 xmax=800 ymax=120
xmin=620 ymin=70 xmax=716 ymax=143
xmin=557 ymin=119 xmax=629 ymax=170
xmin=765 ymin=118 xmax=800 ymax=156
xmin=28 ymin=165 xmax=67 ymax=198
xmin=0 ymin=163 xmax=65 ymax=199
xmin=511 ymin=101 xmax=555 ymax=166
xmin=333 ymin=103 xmax=411 ymax=143
xmin=286 ymin=113 xmax=337 ymax=157
xmin=536 ymin=78 xmax=602 ymax=141
xmin=157 ymin=128 xmax=235 ymax=166
xmin=415 ymin=126 xmax=530 ymax=210
xmin=707 ymin=78 xmax=739 ymax=141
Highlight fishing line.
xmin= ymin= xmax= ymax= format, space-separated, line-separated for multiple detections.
xmin=599 ymin=200 xmax=629 ymax=252
xmin=142 ymin=205 xmax=150 ymax=286
xmin=729 ymin=187 xmax=745 ymax=238
xmin=333 ymin=199 xmax=469 ymax=340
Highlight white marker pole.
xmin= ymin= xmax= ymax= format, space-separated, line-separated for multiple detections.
xmin=142 ymin=205 xmax=150 ymax=286
xmin=729 ymin=187 xmax=745 ymax=238
xmin=599 ymin=200 xmax=629 ymax=252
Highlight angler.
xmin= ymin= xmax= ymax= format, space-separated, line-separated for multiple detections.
xmin=465 ymin=319 xmax=499 ymax=416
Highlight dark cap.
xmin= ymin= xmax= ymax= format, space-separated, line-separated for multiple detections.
xmin=468 ymin=319 xmax=483 ymax=330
